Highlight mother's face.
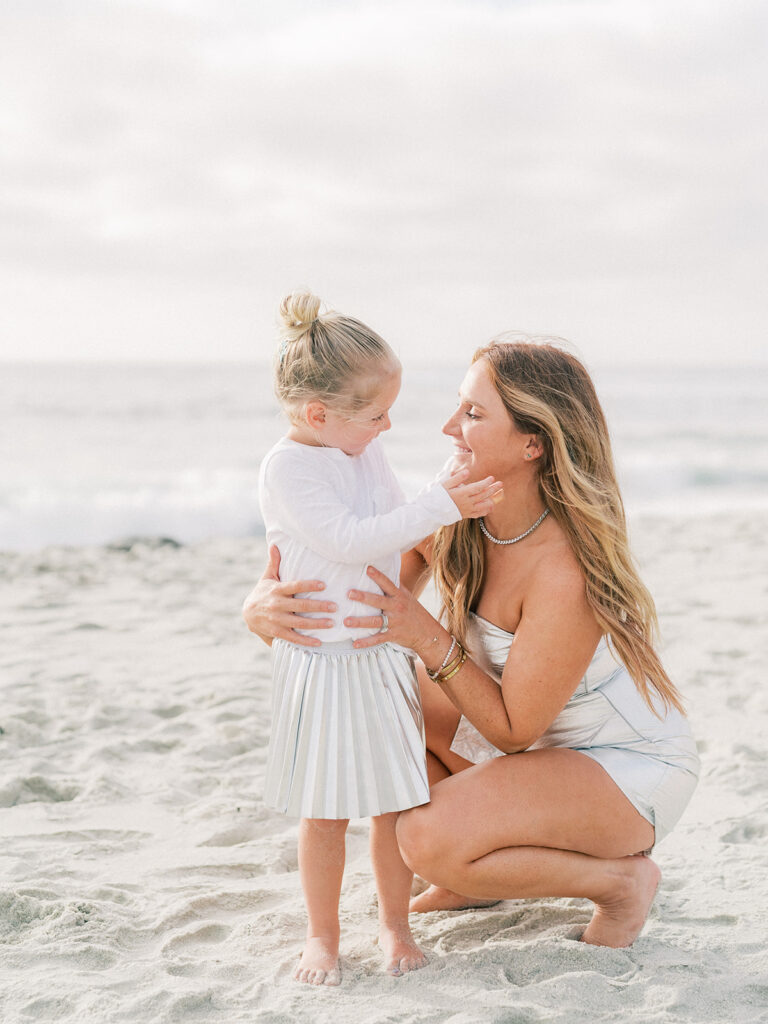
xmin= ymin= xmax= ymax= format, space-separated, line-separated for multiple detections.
xmin=442 ymin=358 xmax=530 ymax=482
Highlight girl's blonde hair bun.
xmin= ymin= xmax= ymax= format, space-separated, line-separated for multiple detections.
xmin=279 ymin=291 xmax=322 ymax=343
xmin=273 ymin=290 xmax=399 ymax=424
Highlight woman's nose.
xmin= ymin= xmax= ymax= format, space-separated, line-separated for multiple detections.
xmin=442 ymin=412 xmax=459 ymax=436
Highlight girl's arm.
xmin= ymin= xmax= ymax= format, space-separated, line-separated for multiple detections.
xmin=263 ymin=448 xmax=499 ymax=564
xmin=349 ymin=560 xmax=602 ymax=753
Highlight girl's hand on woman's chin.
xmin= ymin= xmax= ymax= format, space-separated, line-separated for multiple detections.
xmin=345 ymin=565 xmax=436 ymax=652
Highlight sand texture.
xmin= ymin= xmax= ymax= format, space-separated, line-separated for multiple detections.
xmin=1 ymin=515 xmax=767 ymax=1023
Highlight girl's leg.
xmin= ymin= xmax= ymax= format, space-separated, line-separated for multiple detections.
xmin=369 ymin=812 xmax=427 ymax=975
xmin=397 ymin=748 xmax=659 ymax=948
xmin=295 ymin=817 xmax=349 ymax=986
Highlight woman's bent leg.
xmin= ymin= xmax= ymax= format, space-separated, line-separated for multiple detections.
xmin=412 ymin=664 xmax=496 ymax=910
xmin=419 ymin=663 xmax=472 ymax=780
xmin=296 ymin=817 xmax=349 ymax=985
xmin=369 ymin=812 xmax=427 ymax=975
xmin=397 ymin=748 xmax=659 ymax=947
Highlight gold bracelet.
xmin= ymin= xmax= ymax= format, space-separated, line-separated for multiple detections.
xmin=438 ymin=648 xmax=467 ymax=682
xmin=430 ymin=647 xmax=463 ymax=680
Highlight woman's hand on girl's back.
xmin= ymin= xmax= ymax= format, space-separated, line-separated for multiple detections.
xmin=346 ymin=565 xmax=439 ymax=653
xmin=242 ymin=545 xmax=336 ymax=647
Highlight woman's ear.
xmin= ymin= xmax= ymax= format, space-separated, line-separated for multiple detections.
xmin=304 ymin=401 xmax=327 ymax=431
xmin=524 ymin=436 xmax=544 ymax=461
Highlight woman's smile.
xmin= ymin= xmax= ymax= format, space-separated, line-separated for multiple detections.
xmin=442 ymin=359 xmax=522 ymax=481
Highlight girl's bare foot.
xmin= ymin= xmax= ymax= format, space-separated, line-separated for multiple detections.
xmin=293 ymin=936 xmax=341 ymax=986
xmin=581 ymin=854 xmax=661 ymax=948
xmin=378 ymin=923 xmax=427 ymax=975
xmin=409 ymin=885 xmax=501 ymax=914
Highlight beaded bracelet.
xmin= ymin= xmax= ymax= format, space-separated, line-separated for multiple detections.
xmin=439 ymin=637 xmax=457 ymax=671
xmin=425 ymin=635 xmax=457 ymax=681
xmin=426 ymin=641 xmax=467 ymax=683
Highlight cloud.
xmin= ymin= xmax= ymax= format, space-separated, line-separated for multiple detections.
xmin=0 ymin=0 xmax=765 ymax=362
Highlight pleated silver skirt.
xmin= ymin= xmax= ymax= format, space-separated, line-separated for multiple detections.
xmin=263 ymin=639 xmax=430 ymax=819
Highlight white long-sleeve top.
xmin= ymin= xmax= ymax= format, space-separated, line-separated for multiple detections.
xmin=258 ymin=437 xmax=461 ymax=643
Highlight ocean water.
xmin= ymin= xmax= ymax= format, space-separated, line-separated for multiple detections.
xmin=1 ymin=361 xmax=766 ymax=551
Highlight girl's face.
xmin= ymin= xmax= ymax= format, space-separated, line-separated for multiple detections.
xmin=321 ymin=370 xmax=402 ymax=456
xmin=442 ymin=359 xmax=529 ymax=480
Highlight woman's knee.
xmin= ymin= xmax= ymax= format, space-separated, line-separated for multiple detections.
xmin=396 ymin=804 xmax=448 ymax=876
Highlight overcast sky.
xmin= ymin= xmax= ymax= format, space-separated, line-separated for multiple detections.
xmin=2 ymin=0 xmax=765 ymax=367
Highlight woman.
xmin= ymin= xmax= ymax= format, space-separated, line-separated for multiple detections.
xmin=244 ymin=339 xmax=699 ymax=948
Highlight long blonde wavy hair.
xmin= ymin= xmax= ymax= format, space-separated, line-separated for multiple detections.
xmin=432 ymin=338 xmax=684 ymax=715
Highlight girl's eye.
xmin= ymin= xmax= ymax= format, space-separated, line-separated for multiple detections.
xmin=372 ymin=413 xmax=386 ymax=423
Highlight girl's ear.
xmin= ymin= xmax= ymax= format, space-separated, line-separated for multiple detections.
xmin=305 ymin=401 xmax=327 ymax=431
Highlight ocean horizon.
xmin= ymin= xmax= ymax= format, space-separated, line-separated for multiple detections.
xmin=2 ymin=360 xmax=767 ymax=552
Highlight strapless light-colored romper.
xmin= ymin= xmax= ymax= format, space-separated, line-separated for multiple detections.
xmin=450 ymin=613 xmax=700 ymax=844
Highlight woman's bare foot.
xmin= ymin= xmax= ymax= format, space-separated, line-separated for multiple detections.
xmin=410 ymin=874 xmax=429 ymax=897
xmin=293 ymin=936 xmax=341 ymax=986
xmin=581 ymin=854 xmax=661 ymax=948
xmin=409 ymin=885 xmax=501 ymax=914
xmin=378 ymin=923 xmax=427 ymax=975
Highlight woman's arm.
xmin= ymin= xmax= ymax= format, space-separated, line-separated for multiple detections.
xmin=349 ymin=560 xmax=602 ymax=753
xmin=444 ymin=562 xmax=602 ymax=750
xmin=400 ymin=542 xmax=431 ymax=596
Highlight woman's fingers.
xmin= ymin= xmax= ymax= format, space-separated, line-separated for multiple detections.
xmin=347 ymin=586 xmax=386 ymax=609
xmin=343 ymin=614 xmax=384 ymax=629
xmin=280 ymin=629 xmax=322 ymax=647
xmin=282 ymin=613 xmax=335 ymax=629
xmin=275 ymin=578 xmax=327 ymax=598
xmin=285 ymin=596 xmax=336 ymax=615
xmin=351 ymin=631 xmax=389 ymax=650
xmin=264 ymin=544 xmax=282 ymax=581
xmin=364 ymin=564 xmax=399 ymax=594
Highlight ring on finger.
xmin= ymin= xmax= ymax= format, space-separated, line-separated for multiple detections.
xmin=379 ymin=611 xmax=389 ymax=634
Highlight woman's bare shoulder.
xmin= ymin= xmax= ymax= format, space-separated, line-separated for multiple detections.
xmin=527 ymin=532 xmax=588 ymax=606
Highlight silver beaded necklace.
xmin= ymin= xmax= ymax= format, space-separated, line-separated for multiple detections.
xmin=478 ymin=508 xmax=550 ymax=545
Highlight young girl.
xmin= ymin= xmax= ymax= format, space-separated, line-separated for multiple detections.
xmin=258 ymin=291 xmax=501 ymax=986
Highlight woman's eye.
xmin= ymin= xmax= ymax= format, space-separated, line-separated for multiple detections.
xmin=464 ymin=410 xmax=479 ymax=420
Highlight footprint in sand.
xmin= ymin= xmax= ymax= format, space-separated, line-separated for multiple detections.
xmin=721 ymin=821 xmax=766 ymax=844
xmin=162 ymin=922 xmax=232 ymax=956
xmin=0 ymin=775 xmax=79 ymax=807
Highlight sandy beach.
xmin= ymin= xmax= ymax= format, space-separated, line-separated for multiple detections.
xmin=1 ymin=513 xmax=767 ymax=1023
